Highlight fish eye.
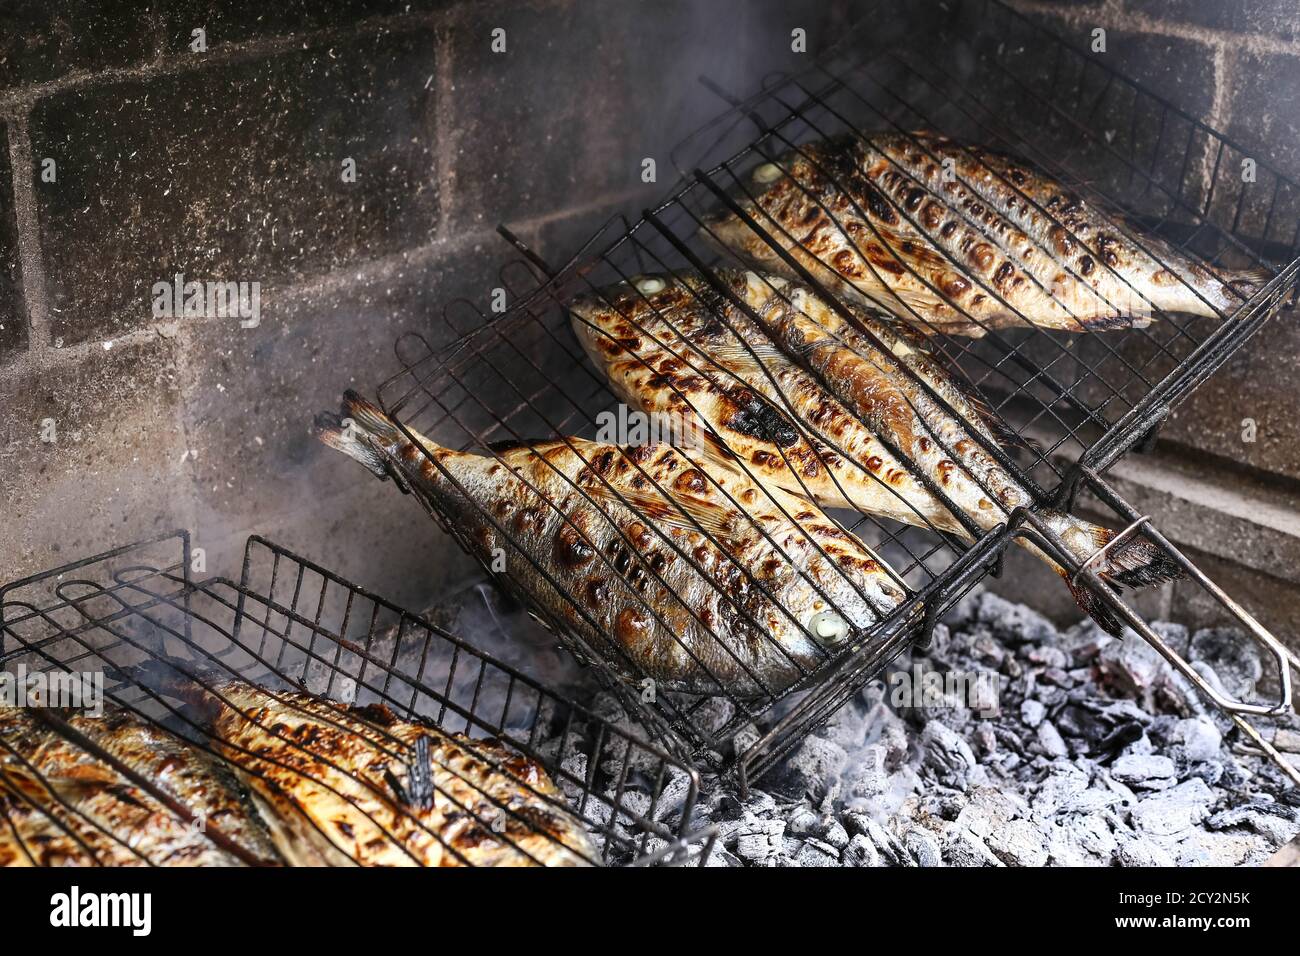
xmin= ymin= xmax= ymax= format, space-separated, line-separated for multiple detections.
xmin=808 ymin=610 xmax=850 ymax=642
xmin=753 ymin=162 xmax=784 ymax=183
xmin=634 ymin=276 xmax=666 ymax=296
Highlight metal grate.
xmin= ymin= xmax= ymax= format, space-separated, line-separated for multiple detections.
xmin=0 ymin=532 xmax=715 ymax=866
xmin=366 ymin=0 xmax=1299 ymax=786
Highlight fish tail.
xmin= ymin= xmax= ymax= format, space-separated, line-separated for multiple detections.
xmin=315 ymin=390 xmax=412 ymax=481
xmin=1222 ymin=265 xmax=1273 ymax=306
xmin=1046 ymin=513 xmax=1184 ymax=636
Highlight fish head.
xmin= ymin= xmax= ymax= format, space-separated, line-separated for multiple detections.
xmin=568 ymin=273 xmax=685 ymax=322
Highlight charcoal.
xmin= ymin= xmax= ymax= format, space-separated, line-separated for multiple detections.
xmin=904 ymin=827 xmax=944 ymax=867
xmin=921 ymin=719 xmax=978 ymax=778
xmin=1024 ymin=644 xmax=1069 ymax=669
xmin=689 ymin=697 xmax=737 ymax=736
xmin=1097 ymin=635 xmax=1170 ymax=711
xmin=1045 ymin=819 xmax=1110 ymax=866
xmin=841 ymin=833 xmax=880 ymax=867
xmin=1058 ymin=785 xmax=1126 ymax=815
xmin=1113 ymin=831 xmax=1178 ymax=867
xmin=845 ymin=744 xmax=890 ymax=799
xmin=703 ymin=846 xmax=744 ymax=867
xmin=1032 ymin=764 xmax=1091 ymax=816
xmin=844 ymin=813 xmax=912 ymax=866
xmin=987 ymin=819 xmax=1049 ymax=867
xmin=1111 ymin=753 xmax=1177 ymax=789
xmin=1273 ymin=728 xmax=1300 ymax=753
xmin=770 ymin=736 xmax=848 ymax=801
xmin=954 ymin=787 xmax=1028 ymax=838
xmin=1129 ymin=778 xmax=1215 ymax=837
xmin=965 ymin=592 xmax=1058 ymax=646
xmin=685 ymin=594 xmax=1294 ymax=867
xmin=1207 ymin=802 xmax=1300 ymax=845
xmin=650 ymin=771 xmax=697 ymax=823
xmin=1175 ymin=829 xmax=1273 ymax=866
xmin=733 ymin=818 xmax=786 ymax=865
xmin=788 ymin=838 xmax=840 ymax=867
xmin=821 ymin=819 xmax=851 ymax=850
xmin=1048 ymin=812 xmax=1118 ymax=865
xmin=786 ymin=803 xmax=821 ymax=837
xmin=943 ymin=824 xmax=1004 ymax=867
xmin=1170 ymin=715 xmax=1223 ymax=763
xmin=1020 ymin=699 xmax=1046 ymax=728
xmin=1190 ymin=627 xmax=1262 ymax=700
xmin=1036 ymin=721 xmax=1069 ymax=759
xmin=1059 ymin=621 xmax=1113 ymax=667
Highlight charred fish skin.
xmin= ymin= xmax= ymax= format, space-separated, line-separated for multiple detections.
xmin=318 ymin=392 xmax=907 ymax=696
xmin=567 ymin=269 xmax=1181 ymax=634
xmin=709 ymin=133 xmax=1269 ymax=335
xmin=0 ymin=706 xmax=269 ymax=867
xmin=209 ymin=685 xmax=597 ymax=867
xmin=568 ymin=269 xmax=950 ymax=528
xmin=71 ymin=707 xmax=283 ymax=864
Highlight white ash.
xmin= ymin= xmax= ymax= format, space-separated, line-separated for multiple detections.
xmin=661 ymin=590 xmax=1299 ymax=867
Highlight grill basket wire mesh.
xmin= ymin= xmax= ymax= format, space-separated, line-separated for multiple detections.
xmin=0 ymin=531 xmax=715 ymax=867
xmin=373 ymin=0 xmax=1300 ymax=786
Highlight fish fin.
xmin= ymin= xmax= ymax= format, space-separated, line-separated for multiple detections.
xmin=683 ymin=326 xmax=793 ymax=372
xmin=340 ymin=390 xmax=404 ymax=444
xmin=577 ymin=456 xmax=742 ymax=540
xmin=1225 ymin=265 xmax=1273 ymax=303
xmin=1053 ymin=518 xmax=1184 ymax=636
xmin=315 ymin=390 xmax=405 ymax=480
xmin=1063 ymin=574 xmax=1129 ymax=638
xmin=316 ymin=411 xmax=388 ymax=479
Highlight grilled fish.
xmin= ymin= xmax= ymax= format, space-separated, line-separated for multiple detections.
xmin=318 ymin=391 xmax=909 ymax=696
xmin=208 ymin=683 xmax=597 ymax=866
xmin=0 ymin=706 xmax=280 ymax=867
xmin=567 ymin=268 xmax=1181 ymax=631
xmin=709 ymin=132 xmax=1269 ymax=335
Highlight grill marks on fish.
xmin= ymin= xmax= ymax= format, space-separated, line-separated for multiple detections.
xmin=711 ymin=133 xmax=1267 ymax=335
xmin=568 ymin=269 xmax=1000 ymax=532
xmin=209 ymin=686 xmax=595 ymax=867
xmin=0 ymin=707 xmax=279 ymax=867
xmin=319 ymin=393 xmax=908 ymax=696
xmin=567 ymin=269 xmax=1183 ymax=634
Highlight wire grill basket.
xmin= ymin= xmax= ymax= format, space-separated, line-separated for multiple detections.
xmin=367 ymin=0 xmax=1299 ymax=785
xmin=0 ymin=531 xmax=715 ymax=866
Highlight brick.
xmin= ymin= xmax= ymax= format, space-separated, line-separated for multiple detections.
xmin=30 ymin=28 xmax=440 ymax=346
xmin=0 ymin=120 xmax=25 ymax=360
xmin=1122 ymin=0 xmax=1300 ymax=41
xmin=1226 ymin=51 xmax=1300 ymax=187
xmin=0 ymin=338 xmax=194 ymax=581
xmin=158 ymin=0 xmax=447 ymax=52
xmin=1161 ymin=312 xmax=1300 ymax=483
xmin=442 ymin=0 xmax=841 ymax=233
xmin=174 ymin=243 xmax=498 ymax=582
xmin=1098 ymin=30 xmax=1217 ymax=118
xmin=0 ymin=1 xmax=158 ymax=91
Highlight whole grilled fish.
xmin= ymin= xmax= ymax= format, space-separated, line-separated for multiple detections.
xmin=709 ymin=132 xmax=1269 ymax=335
xmin=568 ymin=268 xmax=1181 ymax=631
xmin=0 ymin=706 xmax=280 ymax=867
xmin=318 ymin=391 xmax=909 ymax=696
xmin=207 ymin=683 xmax=596 ymax=866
